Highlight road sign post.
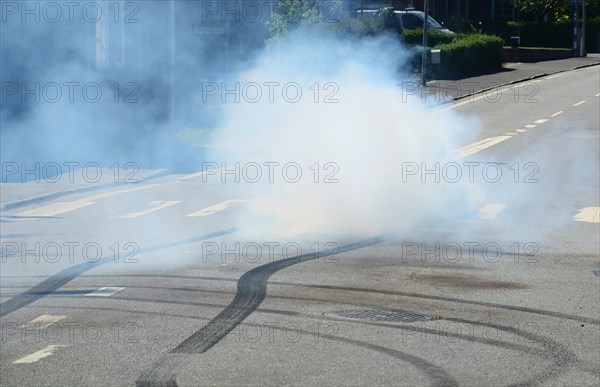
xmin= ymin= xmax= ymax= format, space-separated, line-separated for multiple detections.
xmin=569 ymin=0 xmax=586 ymax=58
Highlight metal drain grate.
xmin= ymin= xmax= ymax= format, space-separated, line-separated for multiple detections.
xmin=326 ymin=309 xmax=438 ymax=323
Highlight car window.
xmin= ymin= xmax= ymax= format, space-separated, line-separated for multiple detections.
xmin=401 ymin=13 xmax=422 ymax=29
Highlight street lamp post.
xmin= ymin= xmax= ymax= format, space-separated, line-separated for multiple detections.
xmin=421 ymin=0 xmax=429 ymax=87
xmin=582 ymin=0 xmax=586 ymax=57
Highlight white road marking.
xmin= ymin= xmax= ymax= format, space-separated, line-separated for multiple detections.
xmin=479 ymin=203 xmax=507 ymax=220
xmin=16 ymin=200 xmax=97 ymax=217
xmin=573 ymin=207 xmax=600 ymax=223
xmin=21 ymin=315 xmax=66 ymax=330
xmin=0 ymin=216 xmax=44 ymax=222
xmin=185 ymin=200 xmax=246 ymax=217
xmin=454 ymin=135 xmax=513 ymax=159
xmin=545 ymin=73 xmax=564 ymax=80
xmin=573 ymin=100 xmax=586 ymax=106
xmin=172 ymin=170 xmax=211 ymax=182
xmin=13 ymin=345 xmax=66 ymax=364
xmin=504 ymin=132 xmax=518 ymax=135
xmin=533 ymin=119 xmax=548 ymax=124
xmin=595 ymin=93 xmax=600 ymax=97
xmin=551 ymin=111 xmax=563 ymax=117
xmin=118 ymin=201 xmax=180 ymax=219
xmin=525 ymin=124 xmax=537 ymax=128
xmin=15 ymin=185 xmax=158 ymax=217
xmin=84 ymin=287 xmax=125 ymax=297
xmin=516 ymin=129 xmax=528 ymax=133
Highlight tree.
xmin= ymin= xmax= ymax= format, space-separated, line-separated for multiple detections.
xmin=511 ymin=0 xmax=600 ymax=22
xmin=266 ymin=0 xmax=322 ymax=41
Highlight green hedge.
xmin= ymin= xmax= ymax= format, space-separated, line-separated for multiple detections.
xmin=482 ymin=18 xmax=600 ymax=52
xmin=434 ymin=34 xmax=504 ymax=78
xmin=401 ymin=28 xmax=459 ymax=47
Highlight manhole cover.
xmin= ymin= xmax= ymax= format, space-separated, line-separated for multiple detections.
xmin=326 ymin=309 xmax=438 ymax=323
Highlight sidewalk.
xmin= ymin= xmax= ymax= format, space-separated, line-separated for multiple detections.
xmin=426 ymin=54 xmax=600 ymax=100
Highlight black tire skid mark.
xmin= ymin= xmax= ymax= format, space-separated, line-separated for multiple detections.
xmin=29 ymin=300 xmax=596 ymax=385
xmin=136 ymin=324 xmax=459 ymax=387
xmin=64 ymin=273 xmax=600 ymax=326
xmin=268 ymin=282 xmax=600 ymax=326
xmin=171 ymin=236 xmax=386 ymax=354
xmin=138 ymin=237 xmax=456 ymax=386
xmin=445 ymin=317 xmax=582 ymax=386
xmin=0 ymin=228 xmax=238 ymax=318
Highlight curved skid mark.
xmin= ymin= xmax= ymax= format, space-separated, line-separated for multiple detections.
xmin=172 ymin=236 xmax=385 ymax=354
xmin=0 ymin=228 xmax=238 ymax=318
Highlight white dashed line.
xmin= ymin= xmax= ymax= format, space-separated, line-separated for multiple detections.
xmin=13 ymin=345 xmax=66 ymax=364
xmin=533 ymin=119 xmax=548 ymax=124
xmin=172 ymin=170 xmax=211 ymax=182
xmin=84 ymin=287 xmax=125 ymax=297
xmin=516 ymin=129 xmax=528 ymax=133
xmin=118 ymin=201 xmax=181 ymax=219
xmin=573 ymin=100 xmax=586 ymax=106
xmin=15 ymin=185 xmax=159 ymax=217
xmin=185 ymin=200 xmax=246 ymax=217
xmin=479 ymin=204 xmax=507 ymax=220
xmin=525 ymin=124 xmax=537 ymax=128
xmin=573 ymin=207 xmax=600 ymax=223
xmin=551 ymin=111 xmax=563 ymax=117
xmin=454 ymin=136 xmax=513 ymax=159
xmin=595 ymin=93 xmax=600 ymax=97
xmin=21 ymin=315 xmax=66 ymax=330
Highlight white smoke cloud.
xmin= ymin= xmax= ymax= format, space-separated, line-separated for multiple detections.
xmin=206 ymin=29 xmax=484 ymax=239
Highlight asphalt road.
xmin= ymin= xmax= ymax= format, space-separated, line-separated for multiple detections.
xmin=1 ymin=66 xmax=599 ymax=386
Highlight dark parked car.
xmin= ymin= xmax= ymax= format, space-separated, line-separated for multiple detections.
xmin=356 ymin=8 xmax=454 ymax=34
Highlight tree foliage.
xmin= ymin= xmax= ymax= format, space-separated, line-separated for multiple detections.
xmin=510 ymin=0 xmax=600 ymax=22
xmin=266 ymin=0 xmax=322 ymax=41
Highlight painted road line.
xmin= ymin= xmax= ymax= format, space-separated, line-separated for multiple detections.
xmin=573 ymin=207 xmax=600 ymax=223
xmin=0 ymin=215 xmax=49 ymax=222
xmin=15 ymin=199 xmax=97 ymax=218
xmin=505 ymin=132 xmax=519 ymax=135
xmin=21 ymin=315 xmax=66 ymax=330
xmin=13 ymin=345 xmax=66 ymax=364
xmin=545 ymin=73 xmax=564 ymax=80
xmin=454 ymin=135 xmax=513 ymax=159
xmin=516 ymin=129 xmax=528 ymax=133
xmin=573 ymin=100 xmax=586 ymax=107
xmin=172 ymin=170 xmax=212 ymax=182
xmin=525 ymin=124 xmax=537 ymax=128
xmin=16 ymin=184 xmax=159 ymax=217
xmin=533 ymin=119 xmax=548 ymax=124
xmin=479 ymin=204 xmax=507 ymax=220
xmin=551 ymin=111 xmax=563 ymax=117
xmin=118 ymin=201 xmax=180 ymax=219
xmin=184 ymin=200 xmax=246 ymax=217
xmin=84 ymin=287 xmax=126 ymax=297
xmin=595 ymin=93 xmax=600 ymax=97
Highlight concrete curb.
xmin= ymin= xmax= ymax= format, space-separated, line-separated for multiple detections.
xmin=443 ymin=61 xmax=600 ymax=102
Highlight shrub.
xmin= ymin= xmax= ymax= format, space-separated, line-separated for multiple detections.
xmin=482 ymin=19 xmax=600 ymax=52
xmin=434 ymin=34 xmax=504 ymax=78
xmin=438 ymin=16 xmax=480 ymax=34
xmin=401 ymin=28 xmax=459 ymax=47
